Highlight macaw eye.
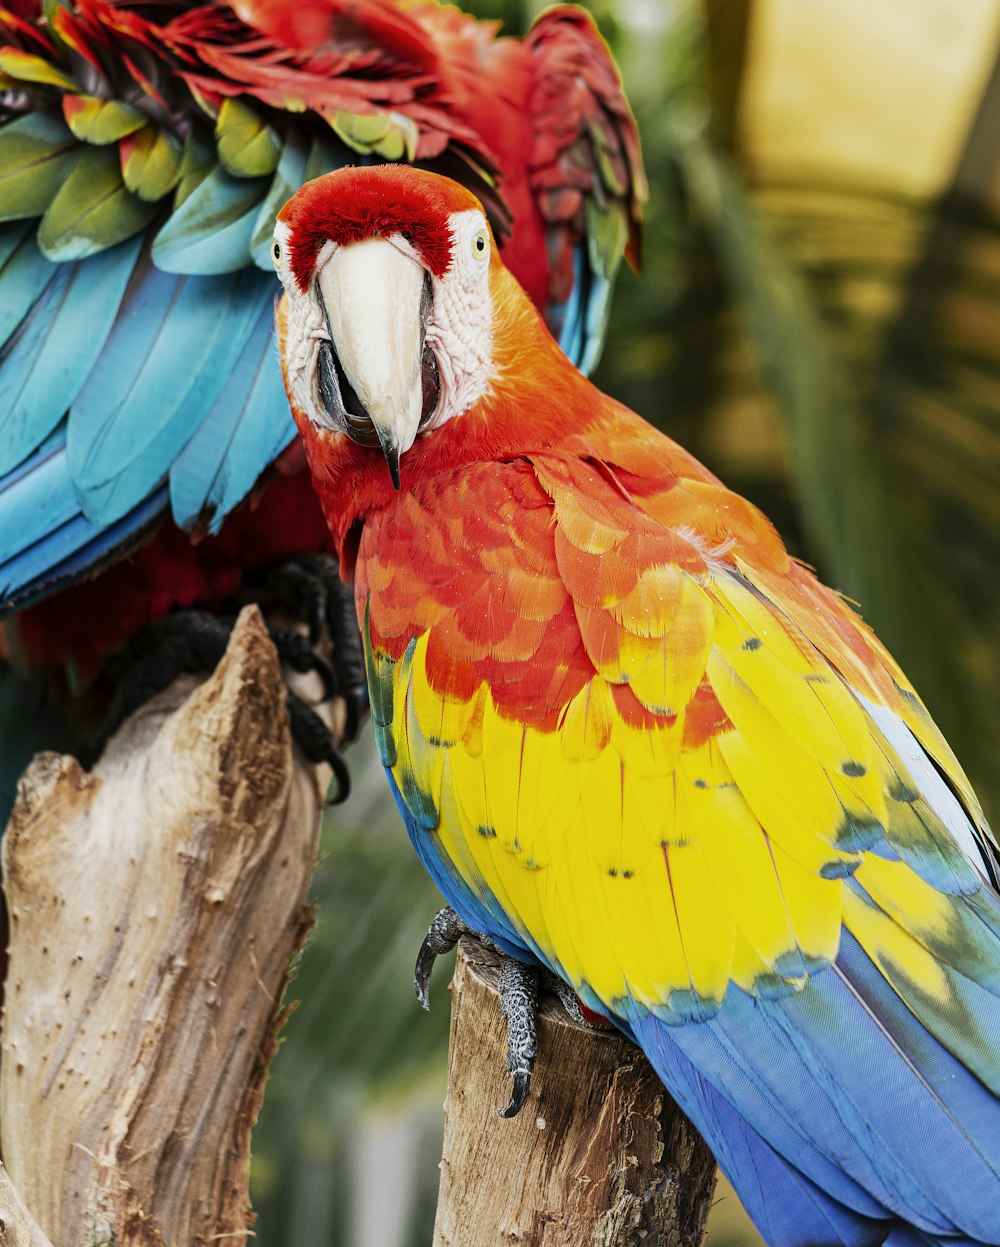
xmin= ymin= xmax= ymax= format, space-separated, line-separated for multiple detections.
xmin=471 ymin=229 xmax=489 ymax=261
xmin=272 ymin=240 xmax=281 ymax=264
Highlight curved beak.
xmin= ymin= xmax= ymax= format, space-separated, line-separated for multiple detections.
xmin=316 ymin=237 xmax=428 ymax=489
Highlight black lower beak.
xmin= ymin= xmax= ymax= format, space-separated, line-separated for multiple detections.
xmin=316 ymin=271 xmax=439 ymax=490
xmin=318 ymin=339 xmax=381 ymax=449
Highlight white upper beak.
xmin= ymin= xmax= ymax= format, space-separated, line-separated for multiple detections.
xmin=317 ymin=236 xmax=427 ymax=486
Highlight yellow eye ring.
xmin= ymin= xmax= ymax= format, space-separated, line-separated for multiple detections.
xmin=471 ymin=229 xmax=488 ymax=261
xmin=272 ymin=239 xmax=281 ymax=264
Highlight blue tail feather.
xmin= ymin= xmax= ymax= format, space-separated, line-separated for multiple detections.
xmin=630 ymin=1017 xmax=889 ymax=1247
xmin=630 ymin=931 xmax=1000 ymax=1246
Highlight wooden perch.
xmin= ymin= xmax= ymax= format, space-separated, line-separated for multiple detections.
xmin=434 ymin=939 xmax=717 ymax=1247
xmin=0 ymin=606 xmax=329 ymax=1247
xmin=0 ymin=1160 xmax=52 ymax=1247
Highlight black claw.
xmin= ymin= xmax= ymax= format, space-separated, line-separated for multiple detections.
xmin=270 ymin=625 xmax=338 ymax=701
xmin=86 ymin=607 xmax=354 ymax=805
xmin=260 ymin=555 xmax=368 ymax=746
xmin=414 ymin=940 xmax=434 ymax=1013
xmin=414 ymin=907 xmax=468 ymax=1010
xmin=499 ymin=1070 xmax=532 ymax=1119
xmin=285 ymin=694 xmax=351 ymax=803
xmin=86 ymin=610 xmax=231 ymax=763
xmin=325 ymin=572 xmax=368 ymax=744
xmin=498 ymin=958 xmax=538 ymax=1118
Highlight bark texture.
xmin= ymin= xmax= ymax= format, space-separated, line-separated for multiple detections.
xmin=434 ymin=939 xmax=717 ymax=1247
xmin=0 ymin=606 xmax=326 ymax=1247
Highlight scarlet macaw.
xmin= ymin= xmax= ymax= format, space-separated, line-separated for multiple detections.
xmin=0 ymin=0 xmax=643 ymax=807
xmin=274 ymin=165 xmax=1000 ymax=1247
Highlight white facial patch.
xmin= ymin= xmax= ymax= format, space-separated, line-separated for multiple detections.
xmin=273 ymin=225 xmax=341 ymax=430
xmin=422 ymin=208 xmax=494 ymax=432
xmin=274 ymin=207 xmax=495 ymax=444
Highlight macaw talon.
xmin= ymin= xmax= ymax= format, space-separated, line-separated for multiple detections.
xmin=543 ymin=971 xmax=614 ymax=1030
xmin=269 ymin=625 xmax=338 ymax=701
xmin=414 ymin=907 xmax=540 ymax=1118
xmin=263 ymin=559 xmax=328 ymax=645
xmin=86 ymin=608 xmax=353 ymax=802
xmin=86 ymin=609 xmax=232 ymax=765
xmin=497 ymin=956 xmax=539 ymax=1118
xmin=260 ymin=555 xmax=368 ymax=744
xmin=414 ymin=905 xmax=470 ymax=1010
xmin=285 ymin=693 xmax=351 ymax=805
xmin=499 ymin=1071 xmax=532 ymax=1120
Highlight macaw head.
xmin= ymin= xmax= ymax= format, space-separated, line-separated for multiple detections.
xmin=274 ymin=165 xmax=502 ymax=490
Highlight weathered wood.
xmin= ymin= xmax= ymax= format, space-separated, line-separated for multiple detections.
xmin=0 ymin=606 xmax=327 ymax=1247
xmin=433 ymin=939 xmax=717 ymax=1247
xmin=0 ymin=1162 xmax=53 ymax=1247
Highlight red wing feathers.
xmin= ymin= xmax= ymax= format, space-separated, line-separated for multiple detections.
xmin=526 ymin=7 xmax=647 ymax=295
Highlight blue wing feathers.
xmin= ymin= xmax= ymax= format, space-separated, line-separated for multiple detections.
xmin=835 ymin=930 xmax=1000 ymax=1153
xmin=0 ymin=226 xmax=58 ymax=349
xmin=0 ymin=261 xmax=283 ymax=610
xmin=0 ymin=236 xmax=143 ymax=476
xmin=0 ymin=220 xmax=32 ymax=268
xmin=0 ymin=488 xmax=168 ymax=612
xmin=550 ymin=243 xmax=614 ymax=377
xmin=67 ymin=265 xmax=272 ymax=527
xmin=0 ymin=421 xmax=169 ymax=607
xmin=0 ymin=433 xmax=80 ymax=565
xmin=152 ymin=166 xmax=268 ymax=275
xmin=630 ymin=1023 xmax=889 ymax=1247
xmin=852 ymin=915 xmax=1000 ymax=1109
xmin=170 ymin=303 xmax=297 ymax=530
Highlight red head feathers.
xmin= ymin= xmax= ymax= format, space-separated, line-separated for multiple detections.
xmin=277 ymin=165 xmax=485 ymax=290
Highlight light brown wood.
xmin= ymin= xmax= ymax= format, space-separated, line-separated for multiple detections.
xmin=433 ymin=938 xmax=717 ymax=1247
xmin=0 ymin=1162 xmax=53 ymax=1247
xmin=0 ymin=606 xmax=326 ymax=1247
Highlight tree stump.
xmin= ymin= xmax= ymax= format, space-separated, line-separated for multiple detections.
xmin=434 ymin=939 xmax=717 ymax=1247
xmin=0 ymin=1161 xmax=52 ymax=1247
xmin=0 ymin=605 xmax=718 ymax=1246
xmin=0 ymin=606 xmax=327 ymax=1247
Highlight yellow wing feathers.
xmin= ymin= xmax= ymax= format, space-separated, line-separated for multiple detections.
xmin=366 ymin=455 xmax=993 ymax=1022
